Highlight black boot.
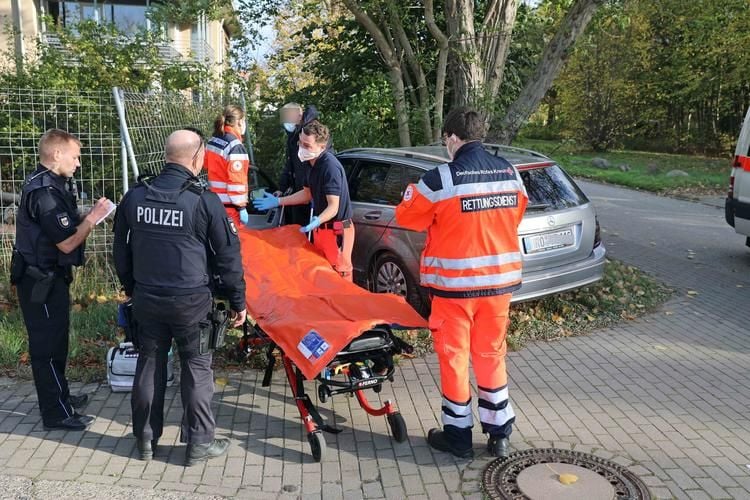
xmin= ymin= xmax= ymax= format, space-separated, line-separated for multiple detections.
xmin=185 ymin=438 xmax=230 ymax=466
xmin=136 ymin=438 xmax=159 ymax=461
xmin=43 ymin=414 xmax=93 ymax=431
xmin=427 ymin=428 xmax=474 ymax=459
xmin=69 ymin=393 xmax=89 ymax=409
xmin=487 ymin=435 xmax=510 ymax=458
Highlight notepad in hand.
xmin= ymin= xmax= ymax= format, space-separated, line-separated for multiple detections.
xmin=95 ymin=200 xmax=117 ymax=225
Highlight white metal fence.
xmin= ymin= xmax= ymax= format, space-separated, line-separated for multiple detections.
xmin=0 ymin=87 xmax=248 ymax=293
xmin=0 ymin=88 xmax=122 ymax=291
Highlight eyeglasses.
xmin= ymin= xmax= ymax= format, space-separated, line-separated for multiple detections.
xmin=182 ymin=127 xmax=206 ymax=160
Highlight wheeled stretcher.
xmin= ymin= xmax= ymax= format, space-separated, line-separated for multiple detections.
xmin=236 ymin=226 xmax=428 ymax=461
xmin=239 ymin=322 xmax=413 ymax=461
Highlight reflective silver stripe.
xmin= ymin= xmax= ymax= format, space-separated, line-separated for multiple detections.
xmin=443 ymin=413 xmax=474 ymax=428
xmin=478 ymin=400 xmax=515 ymax=427
xmin=419 ymin=180 xmax=524 ymax=203
xmin=443 ymin=397 xmax=470 ymax=415
xmin=228 ymin=153 xmax=248 ymax=161
xmin=216 ymin=193 xmax=231 ymax=203
xmin=423 ymin=253 xmax=521 ymax=271
xmin=228 ymin=139 xmax=242 ymax=149
xmin=228 ymin=194 xmax=247 ymax=204
xmin=415 ymin=179 xmax=435 ymax=197
xmin=418 ymin=162 xmax=525 ymax=203
xmin=441 ymin=397 xmax=473 ymax=429
xmin=50 ymin=360 xmax=72 ymax=418
xmin=421 ymin=270 xmax=522 ymax=289
xmin=478 ymin=386 xmax=509 ymax=405
xmin=226 ymin=183 xmax=246 ymax=192
xmin=438 ymin=163 xmax=453 ymax=189
xmin=210 ymin=137 xmax=228 ymax=146
xmin=206 ymin=144 xmax=227 ymax=157
xmin=208 ymin=181 xmax=227 ymax=189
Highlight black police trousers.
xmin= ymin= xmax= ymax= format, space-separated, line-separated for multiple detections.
xmin=16 ymin=274 xmax=75 ymax=425
xmin=131 ymin=290 xmax=215 ymax=445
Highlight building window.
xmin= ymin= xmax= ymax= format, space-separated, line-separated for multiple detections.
xmin=47 ymin=1 xmax=151 ymax=34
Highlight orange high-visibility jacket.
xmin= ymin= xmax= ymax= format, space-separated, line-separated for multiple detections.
xmin=395 ymin=141 xmax=528 ymax=298
xmin=206 ymin=128 xmax=250 ymax=208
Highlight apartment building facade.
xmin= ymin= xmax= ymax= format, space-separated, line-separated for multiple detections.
xmin=0 ymin=0 xmax=234 ymax=78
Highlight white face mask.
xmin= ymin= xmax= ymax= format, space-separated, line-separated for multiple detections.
xmin=298 ymin=146 xmax=321 ymax=162
xmin=283 ymin=122 xmax=296 ymax=133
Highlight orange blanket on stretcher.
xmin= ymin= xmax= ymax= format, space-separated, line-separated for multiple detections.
xmin=239 ymin=226 xmax=428 ymax=380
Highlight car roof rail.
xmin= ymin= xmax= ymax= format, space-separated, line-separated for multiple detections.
xmin=425 ymin=141 xmax=550 ymax=160
xmin=339 ymin=147 xmax=448 ymax=164
xmin=482 ymin=143 xmax=550 ymax=159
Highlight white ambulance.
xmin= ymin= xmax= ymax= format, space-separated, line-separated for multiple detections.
xmin=726 ymin=107 xmax=750 ymax=247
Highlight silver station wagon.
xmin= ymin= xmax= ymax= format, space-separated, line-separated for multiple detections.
xmin=335 ymin=145 xmax=607 ymax=315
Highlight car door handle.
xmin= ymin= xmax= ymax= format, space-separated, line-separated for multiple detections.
xmin=364 ymin=211 xmax=382 ymax=220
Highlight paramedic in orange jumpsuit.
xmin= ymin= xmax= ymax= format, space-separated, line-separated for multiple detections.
xmin=205 ymin=105 xmax=251 ymax=226
xmin=395 ymin=108 xmax=528 ymax=459
xmin=252 ymin=120 xmax=355 ymax=280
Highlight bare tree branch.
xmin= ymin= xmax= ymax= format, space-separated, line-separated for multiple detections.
xmin=424 ymin=0 xmax=448 ymax=140
xmin=493 ymin=0 xmax=605 ymax=144
xmin=389 ymin=2 xmax=432 ymax=140
xmin=340 ymin=0 xmax=412 ymax=145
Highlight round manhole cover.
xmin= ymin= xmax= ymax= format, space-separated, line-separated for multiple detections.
xmin=483 ymin=448 xmax=651 ymax=500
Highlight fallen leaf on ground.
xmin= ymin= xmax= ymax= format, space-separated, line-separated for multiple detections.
xmin=559 ymin=473 xmax=578 ymax=485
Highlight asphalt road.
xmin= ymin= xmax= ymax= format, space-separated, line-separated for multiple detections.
xmin=578 ymin=180 xmax=750 ymax=286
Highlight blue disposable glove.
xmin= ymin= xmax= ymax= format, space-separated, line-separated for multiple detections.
xmin=300 ymin=216 xmax=321 ymax=233
xmin=252 ymin=191 xmax=280 ymax=211
xmin=239 ymin=208 xmax=249 ymax=226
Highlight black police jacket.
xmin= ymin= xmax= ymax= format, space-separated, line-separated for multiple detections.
xmin=113 ymin=163 xmax=246 ymax=311
xmin=279 ymin=105 xmax=321 ymax=193
xmin=14 ymin=164 xmax=84 ymax=272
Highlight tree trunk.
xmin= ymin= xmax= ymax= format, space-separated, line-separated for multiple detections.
xmin=425 ymin=0 xmax=448 ymax=142
xmin=388 ymin=66 xmax=413 ymax=147
xmin=493 ymin=0 xmax=604 ymax=144
xmin=482 ymin=0 xmax=518 ymax=103
xmin=389 ymin=3 xmax=432 ymax=142
xmin=447 ymin=0 xmax=483 ymax=108
xmin=340 ymin=0 xmax=411 ymax=146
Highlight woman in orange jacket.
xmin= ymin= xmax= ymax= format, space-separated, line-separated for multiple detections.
xmin=205 ymin=105 xmax=250 ymax=226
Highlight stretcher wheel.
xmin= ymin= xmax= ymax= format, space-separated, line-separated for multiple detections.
xmin=387 ymin=412 xmax=408 ymax=443
xmin=318 ymin=384 xmax=331 ymax=403
xmin=308 ymin=431 xmax=326 ymax=462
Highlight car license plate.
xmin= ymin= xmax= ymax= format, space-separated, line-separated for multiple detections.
xmin=524 ymin=229 xmax=575 ymax=254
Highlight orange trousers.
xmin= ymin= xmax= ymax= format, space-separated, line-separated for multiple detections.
xmin=430 ymin=293 xmax=515 ymax=438
xmin=312 ymin=225 xmax=355 ymax=281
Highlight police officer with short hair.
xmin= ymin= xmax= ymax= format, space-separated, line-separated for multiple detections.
xmin=113 ymin=129 xmax=247 ymax=466
xmin=12 ymin=128 xmax=113 ymax=430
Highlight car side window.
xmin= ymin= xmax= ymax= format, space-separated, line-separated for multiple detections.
xmin=339 ymin=157 xmax=356 ymax=178
xmin=403 ymin=167 xmax=424 ymax=187
xmin=351 ymin=160 xmax=402 ymax=205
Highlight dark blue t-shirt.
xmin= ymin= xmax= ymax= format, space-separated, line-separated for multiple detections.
xmin=304 ymin=150 xmax=353 ymax=221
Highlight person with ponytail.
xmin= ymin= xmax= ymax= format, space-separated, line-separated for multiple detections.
xmin=205 ymin=105 xmax=251 ymax=226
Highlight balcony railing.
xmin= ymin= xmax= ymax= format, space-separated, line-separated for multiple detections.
xmin=41 ymin=33 xmax=216 ymax=67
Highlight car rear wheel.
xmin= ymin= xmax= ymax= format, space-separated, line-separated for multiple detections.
xmin=370 ymin=253 xmax=428 ymax=317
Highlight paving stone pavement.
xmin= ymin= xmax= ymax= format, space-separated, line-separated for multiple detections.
xmin=1 ymin=181 xmax=750 ymax=499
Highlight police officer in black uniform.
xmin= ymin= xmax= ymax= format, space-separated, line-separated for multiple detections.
xmin=275 ymin=103 xmax=321 ymax=226
xmin=113 ymin=129 xmax=246 ymax=466
xmin=12 ymin=129 xmax=113 ymax=430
